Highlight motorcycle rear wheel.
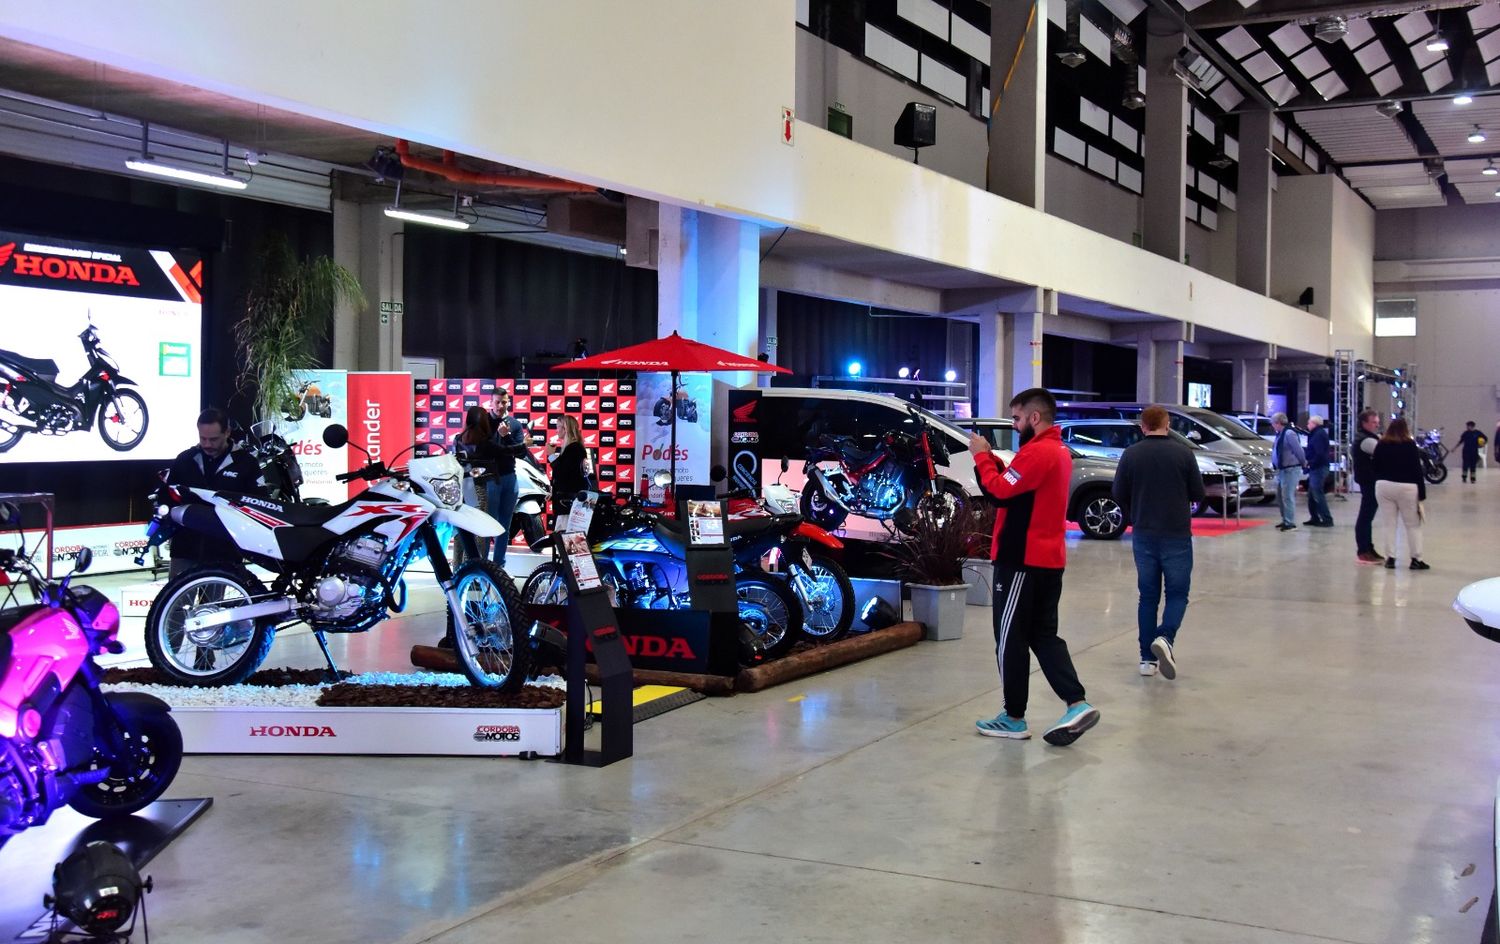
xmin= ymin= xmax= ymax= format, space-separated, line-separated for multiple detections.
xmin=447 ymin=560 xmax=531 ymax=691
xmin=145 ymin=566 xmax=276 ymax=686
xmin=790 ymin=552 xmax=854 ymax=641
xmin=737 ymin=569 xmax=804 ymax=660
xmin=98 ymin=389 xmax=149 ymax=452
xmin=800 ymin=482 xmax=848 ymax=531
xmin=521 ymin=561 xmax=571 ymax=607
xmin=0 ymin=422 xmax=20 ymax=452
xmin=67 ymin=703 xmax=183 ymax=819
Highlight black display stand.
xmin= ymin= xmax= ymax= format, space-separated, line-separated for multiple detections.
xmin=679 ymin=499 xmax=738 ymax=614
xmin=0 ymin=798 xmax=212 ymax=940
xmin=557 ymin=554 xmax=633 ymax=768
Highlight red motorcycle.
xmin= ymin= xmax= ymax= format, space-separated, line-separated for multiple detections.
xmin=0 ymin=504 xmax=182 ymax=839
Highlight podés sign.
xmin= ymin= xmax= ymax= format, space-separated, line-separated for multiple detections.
xmin=0 ymin=229 xmax=202 ymax=463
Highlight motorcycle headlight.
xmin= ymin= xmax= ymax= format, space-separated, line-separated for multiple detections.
xmin=430 ymin=474 xmax=462 ymax=508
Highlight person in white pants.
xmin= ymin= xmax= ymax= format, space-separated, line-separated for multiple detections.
xmin=1371 ymin=418 xmax=1430 ymax=571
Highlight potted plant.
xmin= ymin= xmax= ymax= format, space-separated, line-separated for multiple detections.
xmin=963 ymin=502 xmax=996 ymax=607
xmin=233 ymin=234 xmax=365 ymax=423
xmin=879 ymin=504 xmax=971 ymax=641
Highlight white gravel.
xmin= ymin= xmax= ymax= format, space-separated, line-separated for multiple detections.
xmin=103 ymin=671 xmax=566 ymax=709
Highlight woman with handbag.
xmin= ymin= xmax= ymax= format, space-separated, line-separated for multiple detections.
xmin=1372 ymin=417 xmax=1430 ymax=571
xmin=549 ymin=415 xmax=591 ymax=524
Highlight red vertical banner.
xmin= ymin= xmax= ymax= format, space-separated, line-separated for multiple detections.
xmin=346 ymin=372 xmax=415 ymax=498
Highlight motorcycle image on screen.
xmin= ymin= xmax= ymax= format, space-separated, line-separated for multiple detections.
xmin=0 ymin=324 xmax=149 ymax=453
xmin=137 ymin=424 xmax=530 ymax=690
xmin=0 ymin=504 xmax=183 ymax=840
xmin=279 ymin=379 xmax=333 ymax=422
xmin=800 ymin=404 xmax=964 ymax=536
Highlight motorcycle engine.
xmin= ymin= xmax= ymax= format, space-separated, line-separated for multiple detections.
xmin=866 ymin=463 xmax=906 ymax=513
xmin=38 ymin=402 xmax=82 ymax=433
xmin=311 ymin=536 xmax=388 ymax=621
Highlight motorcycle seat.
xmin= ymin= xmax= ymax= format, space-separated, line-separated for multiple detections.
xmin=726 ymin=513 xmax=798 ymax=539
xmin=227 ymin=494 xmax=350 ymax=527
xmin=835 ymin=439 xmax=877 ymax=465
xmin=0 ymin=350 xmax=59 ymax=381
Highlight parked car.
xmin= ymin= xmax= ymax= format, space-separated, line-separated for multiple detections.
xmin=1229 ymin=413 xmax=1310 ymax=448
xmin=957 ymin=418 xmax=1174 ymax=540
xmin=1054 ymin=402 xmax=1276 ymax=497
xmin=1053 ymin=419 xmax=1245 ymax=515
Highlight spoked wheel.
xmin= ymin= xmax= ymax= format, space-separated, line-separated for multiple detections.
xmin=736 ymin=569 xmax=804 ymax=661
xmin=788 ymin=552 xmax=855 ymax=641
xmin=98 ymin=390 xmax=149 ymax=451
xmin=521 ymin=561 xmax=571 ymax=607
xmin=906 ymin=480 xmax=965 ymax=534
xmin=448 ymin=560 xmax=531 ymax=691
xmin=1078 ymin=494 xmax=1126 ymax=540
xmin=67 ymin=701 xmax=183 ymax=819
xmin=144 ymin=567 xmax=275 ymax=685
xmin=0 ymin=395 xmax=21 ymax=452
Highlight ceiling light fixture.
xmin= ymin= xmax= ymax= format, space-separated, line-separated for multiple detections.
xmin=1469 ymin=125 xmax=1488 ymax=144
xmin=1056 ymin=6 xmax=1087 ymax=68
xmin=384 ymin=182 xmax=470 ymax=230
xmin=1376 ymin=100 xmax=1404 ymax=119
xmin=1454 ymin=93 xmax=1474 ymax=105
xmin=1313 ymin=15 xmax=1348 ymax=43
xmin=1484 ymin=161 xmax=1498 ymax=177
xmin=124 ymin=124 xmax=248 ymax=190
xmin=1426 ymin=35 xmax=1450 ymax=52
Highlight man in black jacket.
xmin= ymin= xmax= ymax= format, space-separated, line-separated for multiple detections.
xmin=1353 ymin=409 xmax=1383 ymax=564
xmin=1112 ymin=405 xmax=1205 ymax=680
xmin=1303 ymin=415 xmax=1333 ymax=527
xmin=165 ymin=407 xmax=266 ymax=577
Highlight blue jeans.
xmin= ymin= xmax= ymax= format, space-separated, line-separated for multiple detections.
xmin=486 ymin=473 xmax=518 ymax=566
xmin=1133 ymin=533 xmax=1193 ymax=661
xmin=1276 ymin=467 xmax=1302 ymax=526
xmin=1306 ymin=467 xmax=1331 ymax=524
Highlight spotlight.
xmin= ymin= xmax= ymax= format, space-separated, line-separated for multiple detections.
xmin=944 ymin=369 xmax=958 ymax=383
xmin=572 ymin=337 xmax=589 ymax=359
xmin=860 ymin=596 xmax=901 ymax=631
xmin=1056 ymin=46 xmax=1087 ymax=68
xmin=1313 ymin=15 xmax=1348 ymax=43
xmin=1469 ymin=126 xmax=1488 ymax=144
xmin=1376 ymin=100 xmax=1404 ymax=119
xmin=46 ymin=841 xmax=151 ymax=938
xmin=897 ymin=366 xmax=911 ymax=379
xmin=1455 ymin=93 xmax=1475 ymax=106
xmin=363 ymin=145 xmax=405 ymax=183
xmin=1426 ymin=35 xmax=1450 ymax=53
xmin=1122 ymin=87 xmax=1147 ymax=110
xmin=847 ymin=361 xmax=862 ymax=377
xmin=1208 ymin=151 xmax=1234 ymax=170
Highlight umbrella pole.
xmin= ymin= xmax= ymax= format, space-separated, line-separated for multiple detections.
xmin=669 ymin=369 xmax=679 ymax=497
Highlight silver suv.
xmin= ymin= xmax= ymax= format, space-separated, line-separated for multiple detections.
xmin=956 ymin=418 xmax=1130 ymax=540
xmin=1055 ymin=419 xmax=1246 ymax=515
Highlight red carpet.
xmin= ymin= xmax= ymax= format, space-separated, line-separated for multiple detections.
xmin=1067 ymin=518 xmax=1273 ymax=539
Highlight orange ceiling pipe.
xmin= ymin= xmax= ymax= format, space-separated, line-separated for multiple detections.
xmin=393 ymin=139 xmax=597 ymax=193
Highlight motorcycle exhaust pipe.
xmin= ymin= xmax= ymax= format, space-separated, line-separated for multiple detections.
xmin=182 ymin=597 xmax=297 ymax=632
xmin=0 ymin=405 xmax=36 ymax=429
xmin=809 ymin=468 xmax=853 ymax=514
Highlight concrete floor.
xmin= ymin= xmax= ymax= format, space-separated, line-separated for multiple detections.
xmin=43 ymin=482 xmax=1500 ymax=943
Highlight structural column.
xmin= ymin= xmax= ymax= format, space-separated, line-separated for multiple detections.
xmin=1296 ymin=376 xmax=1312 ymax=421
xmin=656 ymin=205 xmax=759 ymax=386
xmin=1129 ymin=323 xmax=1193 ymax=403
xmin=988 ymin=0 xmax=1048 ymax=209
xmin=756 ymin=287 xmax=778 ymax=389
xmin=331 ymin=191 xmax=403 ymax=373
xmin=977 ymin=288 xmax=1051 ymax=416
xmin=1220 ymin=343 xmax=1276 ymax=412
xmin=1142 ymin=12 xmax=1188 ymax=263
xmin=1236 ymin=109 xmax=1275 ymax=295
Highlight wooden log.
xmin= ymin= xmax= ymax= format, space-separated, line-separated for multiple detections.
xmin=410 ymin=646 xmax=737 ymax=697
xmin=734 ymin=621 xmax=923 ymax=693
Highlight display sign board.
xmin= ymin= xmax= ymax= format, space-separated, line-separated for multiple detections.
xmin=0 ymin=521 xmax=160 ymax=576
xmin=636 ymin=372 xmax=711 ymax=487
xmin=276 ymin=370 xmax=413 ymax=501
xmin=0 ymin=229 xmax=202 ymax=463
xmin=171 ymin=705 xmax=561 ymax=757
xmin=346 ymin=371 xmax=414 ymax=498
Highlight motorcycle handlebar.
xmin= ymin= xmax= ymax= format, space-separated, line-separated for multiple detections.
xmin=336 ymin=461 xmax=388 ymax=483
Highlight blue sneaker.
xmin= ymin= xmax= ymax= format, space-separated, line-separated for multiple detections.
xmin=975 ymin=714 xmax=1030 ymax=739
xmin=1043 ymin=703 xmax=1100 ymax=746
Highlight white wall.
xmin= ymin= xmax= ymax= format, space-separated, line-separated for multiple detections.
xmin=795 ymin=30 xmax=986 ymax=189
xmin=1272 ymin=175 xmax=1374 ymax=360
xmin=1331 ymin=179 xmax=1376 ymax=357
xmin=0 ymin=0 xmax=1331 ymax=355
xmin=1044 ymin=156 xmax=1140 ymax=245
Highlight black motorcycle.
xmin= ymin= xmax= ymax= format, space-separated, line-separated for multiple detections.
xmin=652 ymin=383 xmax=699 ymax=426
xmin=239 ymin=420 xmax=325 ymax=505
xmin=0 ymin=324 xmax=149 ymax=452
xmin=800 ymin=405 xmax=963 ymax=535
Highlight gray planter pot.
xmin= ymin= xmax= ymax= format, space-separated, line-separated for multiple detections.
xmin=963 ymin=558 xmax=993 ymax=606
xmin=908 ymin=583 xmax=967 ymax=641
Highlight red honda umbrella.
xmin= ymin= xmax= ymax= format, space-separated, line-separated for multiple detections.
xmin=555 ymin=331 xmax=789 ymax=489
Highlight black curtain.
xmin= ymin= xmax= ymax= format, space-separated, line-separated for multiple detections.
xmin=770 ymin=292 xmax=952 ymax=385
xmin=0 ymin=157 xmax=333 ymax=526
xmin=401 ymin=230 xmax=657 ymax=377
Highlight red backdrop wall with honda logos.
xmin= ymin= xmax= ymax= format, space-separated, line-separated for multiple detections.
xmin=413 ymin=376 xmax=639 ymax=498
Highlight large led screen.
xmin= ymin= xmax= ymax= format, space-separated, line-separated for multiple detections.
xmin=0 ymin=230 xmax=203 ymax=463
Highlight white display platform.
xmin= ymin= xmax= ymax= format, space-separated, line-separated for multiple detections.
xmin=172 ymin=704 xmax=562 ymax=757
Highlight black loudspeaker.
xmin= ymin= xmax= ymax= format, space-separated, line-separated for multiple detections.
xmin=1298 ymin=287 xmax=1315 ymax=307
xmin=894 ymin=102 xmax=937 ymax=150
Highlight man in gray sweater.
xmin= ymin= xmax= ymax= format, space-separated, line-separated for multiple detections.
xmin=1112 ymin=406 xmax=1206 ymax=680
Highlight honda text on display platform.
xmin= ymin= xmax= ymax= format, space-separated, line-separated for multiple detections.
xmin=0 ymin=230 xmax=203 ymax=462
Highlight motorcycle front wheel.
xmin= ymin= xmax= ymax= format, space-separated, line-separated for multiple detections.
xmin=736 ymin=569 xmax=804 ymax=660
xmin=98 ymin=389 xmax=149 ymax=451
xmin=521 ymin=561 xmax=571 ymax=607
xmin=145 ymin=566 xmax=275 ymax=685
xmin=1424 ymin=460 xmax=1448 ymax=485
xmin=800 ymin=481 xmax=848 ymax=532
xmin=447 ymin=559 xmax=531 ymax=691
xmin=67 ymin=701 xmax=183 ymax=819
xmin=790 ymin=552 xmax=855 ymax=641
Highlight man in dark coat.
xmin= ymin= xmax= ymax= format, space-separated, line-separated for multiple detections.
xmin=1303 ymin=415 xmax=1333 ymax=527
xmin=165 ymin=407 xmax=265 ymax=577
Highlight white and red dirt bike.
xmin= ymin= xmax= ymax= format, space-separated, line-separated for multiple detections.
xmin=138 ymin=424 xmax=530 ymax=690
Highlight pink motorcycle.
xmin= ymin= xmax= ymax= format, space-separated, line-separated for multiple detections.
xmin=0 ymin=503 xmax=182 ymax=839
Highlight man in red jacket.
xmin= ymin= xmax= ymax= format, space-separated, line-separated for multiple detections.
xmin=968 ymin=388 xmax=1099 ymax=746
